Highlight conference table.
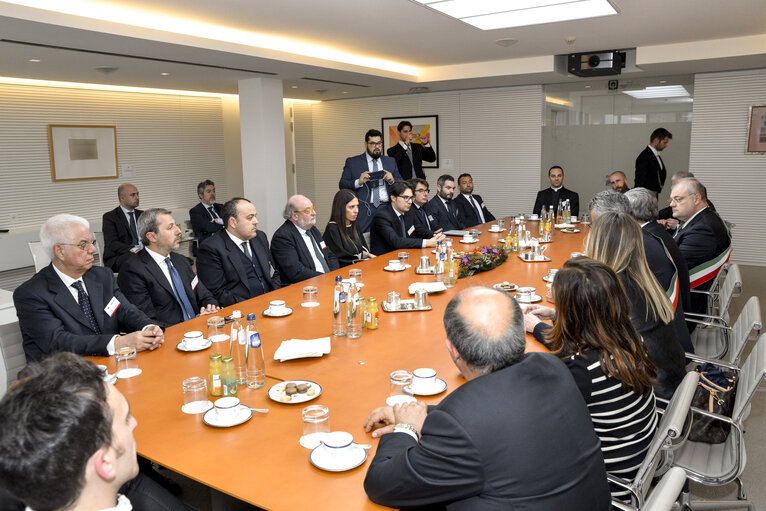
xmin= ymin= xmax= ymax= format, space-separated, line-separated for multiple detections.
xmin=91 ymin=218 xmax=589 ymax=510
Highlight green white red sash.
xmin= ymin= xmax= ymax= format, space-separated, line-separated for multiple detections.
xmin=689 ymin=244 xmax=732 ymax=289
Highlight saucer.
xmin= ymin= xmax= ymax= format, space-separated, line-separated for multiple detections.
xmin=176 ymin=339 xmax=213 ymax=352
xmin=529 ymin=215 xmax=540 ymax=221
xmin=383 ymin=265 xmax=406 ymax=272
xmin=268 ymin=380 xmax=322 ymax=404
xmin=493 ymin=282 xmax=518 ymax=292
xmin=263 ymin=307 xmax=293 ymax=317
xmin=310 ymin=444 xmax=367 ymax=472
xmin=182 ymin=400 xmax=213 ymax=415
xmin=405 ymin=377 xmax=448 ymax=396
xmin=561 ymin=228 xmax=581 ymax=233
xmin=300 ymin=432 xmax=328 ymax=449
xmin=459 ymin=238 xmax=477 ymax=244
xmin=300 ymin=302 xmax=320 ymax=308
xmin=202 ymin=404 xmax=253 ymax=427
xmin=542 ymin=276 xmax=554 ymax=283
xmin=386 ymin=394 xmax=417 ymax=407
xmin=515 ymin=294 xmax=543 ymax=304
xmin=487 ymin=228 xmax=505 ymax=233
xmin=115 ymin=368 xmax=142 ymax=379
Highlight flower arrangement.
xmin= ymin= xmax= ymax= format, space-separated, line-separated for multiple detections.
xmin=458 ymin=244 xmax=509 ymax=279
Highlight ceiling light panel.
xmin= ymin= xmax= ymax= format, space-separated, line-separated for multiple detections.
xmin=622 ymin=85 xmax=690 ymax=99
xmin=415 ymin=0 xmax=617 ymax=30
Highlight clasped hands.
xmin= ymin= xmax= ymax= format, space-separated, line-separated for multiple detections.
xmin=364 ymin=401 xmax=427 ymax=438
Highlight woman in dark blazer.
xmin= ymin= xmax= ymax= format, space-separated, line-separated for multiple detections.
xmin=585 ymin=212 xmax=687 ymax=399
xmin=323 ymin=189 xmax=374 ymax=267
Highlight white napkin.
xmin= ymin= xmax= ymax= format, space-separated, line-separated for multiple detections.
xmin=273 ymin=337 xmax=331 ymax=362
xmin=408 ymin=282 xmax=447 ymax=294
xmin=554 ymin=223 xmax=575 ymax=229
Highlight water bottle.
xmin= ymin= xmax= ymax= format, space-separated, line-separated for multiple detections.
xmin=444 ymin=245 xmax=456 ymax=287
xmin=332 ymin=276 xmax=347 ymax=337
xmin=245 ymin=313 xmax=266 ymax=389
xmin=346 ymin=282 xmax=362 ymax=339
xmin=229 ymin=310 xmax=246 ymax=385
xmin=434 ymin=251 xmax=446 ymax=282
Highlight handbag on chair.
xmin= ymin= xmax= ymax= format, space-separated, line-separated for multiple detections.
xmin=688 ymin=363 xmax=737 ymax=443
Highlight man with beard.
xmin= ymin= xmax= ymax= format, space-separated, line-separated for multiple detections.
xmin=339 ymin=129 xmax=403 ymax=232
xmin=428 ymin=174 xmax=465 ymax=231
xmin=609 ymin=171 xmax=630 ymax=193
xmin=453 ymin=173 xmax=496 ymax=227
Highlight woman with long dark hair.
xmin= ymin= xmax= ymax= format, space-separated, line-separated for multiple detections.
xmin=323 ymin=189 xmax=374 ymax=267
xmin=524 ymin=258 xmax=658 ymax=502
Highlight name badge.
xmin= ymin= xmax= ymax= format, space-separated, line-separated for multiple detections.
xmin=407 ymin=225 xmax=415 ymax=236
xmin=320 ymin=240 xmax=327 ymax=250
xmin=104 ymin=296 xmax=121 ymax=317
xmin=480 ymin=202 xmax=486 ymax=209
xmin=191 ymin=275 xmax=199 ymax=290
xmin=427 ymin=214 xmax=435 ymax=222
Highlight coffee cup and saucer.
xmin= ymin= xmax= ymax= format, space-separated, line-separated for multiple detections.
xmin=309 ymin=431 xmax=368 ymax=472
xmin=487 ymin=223 xmax=504 ymax=233
xmin=515 ymin=287 xmax=542 ymax=304
xmin=202 ymin=397 xmax=253 ymax=428
xmin=384 ymin=259 xmax=406 ymax=272
xmin=263 ymin=299 xmax=293 ymax=317
xmin=460 ymin=234 xmax=477 ymax=244
xmin=404 ymin=368 xmax=447 ymax=396
xmin=177 ymin=330 xmax=212 ymax=352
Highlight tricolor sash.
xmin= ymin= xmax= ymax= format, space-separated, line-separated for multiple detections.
xmin=685 ymin=211 xmax=732 ymax=289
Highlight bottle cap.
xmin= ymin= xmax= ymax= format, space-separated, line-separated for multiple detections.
xmin=246 ymin=313 xmax=256 ymax=321
xmin=232 ymin=310 xmax=242 ymax=318
xmin=336 ymin=275 xmax=342 ymax=282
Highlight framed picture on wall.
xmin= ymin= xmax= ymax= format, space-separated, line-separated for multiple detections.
xmin=745 ymin=105 xmax=766 ymax=154
xmin=48 ymin=124 xmax=119 ymax=181
xmin=381 ymin=115 xmax=439 ymax=168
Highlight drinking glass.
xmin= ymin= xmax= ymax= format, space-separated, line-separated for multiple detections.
xmin=300 ymin=405 xmax=330 ymax=449
xmin=302 ymin=286 xmax=319 ymax=307
xmin=182 ymin=377 xmax=210 ymax=414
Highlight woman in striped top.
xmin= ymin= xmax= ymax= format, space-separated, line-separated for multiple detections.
xmin=524 ymin=258 xmax=658 ymax=502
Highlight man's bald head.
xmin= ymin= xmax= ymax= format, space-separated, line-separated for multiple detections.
xmin=443 ymin=287 xmax=526 ymax=375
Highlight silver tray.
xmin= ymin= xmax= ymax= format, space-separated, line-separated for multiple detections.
xmin=381 ymin=299 xmax=433 ymax=312
xmin=518 ymin=253 xmax=551 ymax=263
xmin=415 ymin=266 xmax=434 ymax=274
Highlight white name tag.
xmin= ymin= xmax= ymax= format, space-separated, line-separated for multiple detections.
xmin=407 ymin=225 xmax=415 ymax=236
xmin=104 ymin=296 xmax=121 ymax=317
xmin=191 ymin=275 xmax=199 ymax=290
xmin=320 ymin=240 xmax=327 ymax=250
xmin=428 ymin=215 xmax=435 ymax=222
xmin=480 ymin=202 xmax=486 ymax=209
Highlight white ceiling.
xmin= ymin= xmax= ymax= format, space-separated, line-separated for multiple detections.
xmin=0 ymin=0 xmax=765 ymax=99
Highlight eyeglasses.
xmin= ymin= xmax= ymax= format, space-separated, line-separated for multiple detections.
xmin=397 ymin=195 xmax=414 ymax=203
xmin=668 ymin=194 xmax=694 ymax=205
xmin=367 ymin=141 xmax=383 ymax=147
xmin=62 ymin=240 xmax=98 ymax=251
xmin=415 ymin=188 xmax=429 ymax=193
xmin=297 ymin=206 xmax=316 ymax=214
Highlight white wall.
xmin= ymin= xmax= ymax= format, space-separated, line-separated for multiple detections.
xmin=689 ymin=68 xmax=766 ymax=266
xmin=294 ymin=86 xmax=543 ymax=229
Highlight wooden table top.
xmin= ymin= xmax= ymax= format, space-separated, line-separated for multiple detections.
xmin=91 ymin=219 xmax=589 ymax=511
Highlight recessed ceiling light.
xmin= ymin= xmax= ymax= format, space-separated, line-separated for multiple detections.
xmin=622 ymin=85 xmax=690 ymax=99
xmin=95 ymin=66 xmax=119 ymax=74
xmin=342 ymin=91 xmax=349 ymax=94
xmin=495 ymin=38 xmax=518 ymax=47
xmin=414 ymin=0 xmax=618 ymax=30
xmin=291 ymin=85 xmax=298 ymax=89
xmin=160 ymin=72 xmax=169 ymax=76
xmin=28 ymin=58 xmax=41 ymax=63
xmin=585 ymin=85 xmax=591 ymax=88
xmin=659 ymin=80 xmax=667 ymax=84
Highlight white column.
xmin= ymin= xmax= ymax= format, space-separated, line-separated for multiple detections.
xmin=238 ymin=78 xmax=287 ymax=238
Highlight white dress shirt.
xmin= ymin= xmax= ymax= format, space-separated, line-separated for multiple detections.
xmin=354 ymin=153 xmax=389 ymax=204
xmin=462 ymin=193 xmax=486 ymax=224
xmin=293 ymin=223 xmax=325 ymax=273
xmin=119 ymin=205 xmax=143 ymax=251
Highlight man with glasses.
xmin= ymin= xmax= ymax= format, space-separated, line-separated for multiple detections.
xmin=407 ymin=178 xmax=442 ymax=237
xmin=370 ymin=182 xmax=445 ymax=256
xmin=339 ymin=129 xmax=403 ymax=233
xmin=670 ymin=178 xmax=731 ymax=314
xmin=197 ymin=198 xmax=281 ymax=306
xmin=13 ymin=214 xmax=163 ymax=363
xmin=271 ymin=195 xmax=340 ymax=285
xmin=102 ymin=183 xmax=144 ymax=272
xmin=189 ymin=179 xmax=224 ymax=255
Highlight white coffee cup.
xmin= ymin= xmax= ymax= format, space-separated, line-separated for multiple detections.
xmin=388 ymin=259 xmax=402 ymax=269
xmin=516 ymin=287 xmax=535 ymax=302
xmin=269 ymin=300 xmax=287 ymax=315
xmin=183 ymin=330 xmax=206 ymax=349
xmin=462 ymin=234 xmax=473 ymax=242
xmin=412 ymin=367 xmax=437 ymax=392
xmin=571 ymin=215 xmax=578 ymax=222
xmin=491 ymin=224 xmax=500 ymax=231
xmin=321 ymin=431 xmax=354 ymax=458
xmin=214 ymin=396 xmax=240 ymax=423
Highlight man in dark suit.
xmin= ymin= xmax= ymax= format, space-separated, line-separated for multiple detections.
xmin=188 ymin=179 xmax=224 ymax=255
xmin=407 ymin=178 xmax=442 ymax=237
xmin=428 ymin=174 xmax=465 ymax=232
xmin=13 ymin=214 xmax=163 ymax=363
xmin=339 ymin=129 xmax=403 ymax=233
xmin=102 ymin=183 xmax=144 ymax=272
xmin=118 ymin=208 xmax=219 ymax=328
xmin=453 ymin=173 xmax=496 ymax=227
xmin=532 ymin=166 xmax=579 ymax=216
xmin=609 ymin=171 xmax=630 ymax=192
xmin=385 ymin=120 xmax=436 ymax=180
xmin=634 ymin=127 xmax=672 ymax=195
xmin=370 ymin=182 xmax=445 ymax=256
xmin=271 ymin=195 xmax=339 ymax=286
xmin=626 ymin=188 xmax=694 ymax=351
xmin=671 ymin=178 xmax=731 ymax=314
xmin=363 ymin=287 xmax=611 ymax=510
xmin=196 ymin=198 xmax=280 ymax=307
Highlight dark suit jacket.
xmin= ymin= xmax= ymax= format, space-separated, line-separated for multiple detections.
xmin=428 ymin=196 xmax=465 ymax=231
xmin=102 ymin=206 xmax=143 ymax=272
xmin=370 ymin=204 xmax=426 ymax=256
xmin=641 ymin=228 xmax=693 ymax=352
xmin=409 ymin=203 xmax=439 ymax=237
xmin=270 ymin=221 xmax=340 ymax=286
xmin=364 ymin=353 xmax=611 ymax=510
xmin=189 ymin=202 xmax=224 ymax=248
xmin=339 ymin=153 xmax=402 ymax=232
xmin=634 ymin=146 xmax=667 ymax=194
xmin=386 ymin=142 xmax=435 ymax=180
xmin=453 ymin=193 xmax=496 ymax=227
xmin=322 ymin=222 xmax=369 ymax=268
xmin=532 ymin=187 xmax=579 ymax=217
xmin=196 ymin=230 xmax=280 ymax=307
xmin=13 ymin=264 xmax=152 ymax=362
xmin=117 ymin=250 xmax=218 ymax=328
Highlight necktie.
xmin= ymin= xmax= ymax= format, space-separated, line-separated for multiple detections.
xmin=307 ymin=232 xmax=330 ymax=273
xmin=399 ymin=214 xmax=407 ymax=237
xmin=406 ymin=144 xmax=414 ymax=167
xmin=372 ymin=158 xmax=380 ymax=208
xmin=420 ymin=207 xmax=431 ymax=229
xmin=127 ymin=211 xmax=138 ymax=245
xmin=165 ymin=258 xmax=195 ymax=321
xmin=208 ymin=206 xmax=218 ymax=219
xmin=71 ymin=281 xmax=102 ymax=334
xmin=470 ymin=196 xmax=483 ymax=224
xmin=241 ymin=241 xmax=252 ymax=260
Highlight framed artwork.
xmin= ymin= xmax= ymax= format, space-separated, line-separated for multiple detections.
xmin=381 ymin=115 xmax=439 ymax=168
xmin=746 ymin=105 xmax=766 ymax=154
xmin=48 ymin=124 xmax=119 ymax=181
